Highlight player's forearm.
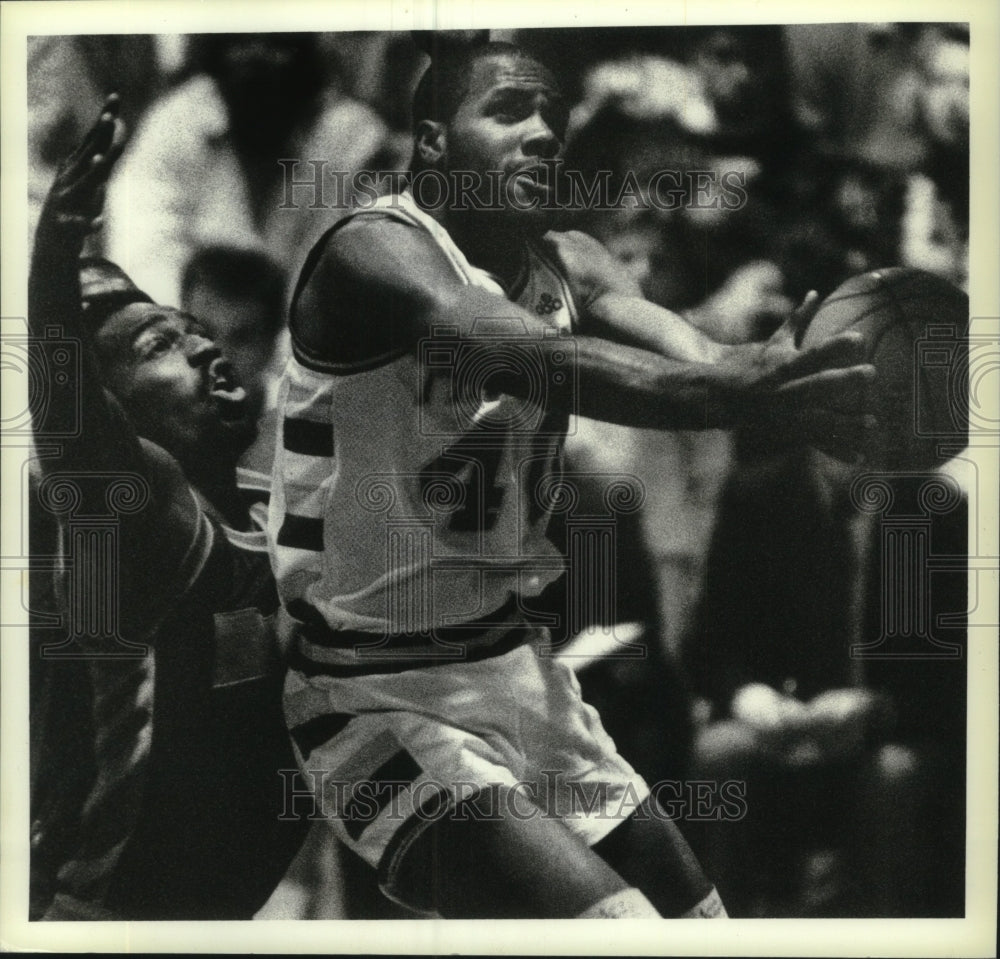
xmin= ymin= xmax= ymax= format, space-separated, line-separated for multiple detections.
xmin=564 ymin=335 xmax=737 ymax=430
xmin=429 ymin=284 xmax=739 ymax=430
xmin=29 ymin=218 xmax=147 ymax=477
xmin=585 ymin=292 xmax=728 ymax=364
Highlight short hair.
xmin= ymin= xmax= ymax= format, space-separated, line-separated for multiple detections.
xmin=180 ymin=245 xmax=287 ymax=335
xmin=79 ymin=257 xmax=153 ymax=333
xmin=410 ymin=40 xmax=549 ymax=131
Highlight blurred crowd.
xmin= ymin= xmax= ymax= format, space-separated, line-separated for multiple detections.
xmin=27 ymin=23 xmax=970 ymax=919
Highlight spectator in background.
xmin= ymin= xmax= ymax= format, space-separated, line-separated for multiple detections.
xmin=900 ymin=24 xmax=969 ymax=289
xmin=105 ymin=33 xmax=391 ymax=307
xmin=784 ymin=23 xmax=927 ymax=171
xmin=685 ymin=434 xmax=968 ymax=918
xmin=181 ymin=246 xmax=288 ymax=473
xmin=561 ymin=92 xmax=792 ymax=683
xmin=27 ymin=34 xmax=161 ymax=244
xmin=778 ymin=23 xmax=968 ymax=297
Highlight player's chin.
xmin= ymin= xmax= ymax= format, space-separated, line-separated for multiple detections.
xmin=499 ymin=202 xmax=556 ymax=237
xmin=209 ymin=407 xmax=258 ymax=456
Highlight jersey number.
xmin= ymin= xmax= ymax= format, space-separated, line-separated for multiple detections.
xmin=419 ymin=436 xmax=505 ymax=532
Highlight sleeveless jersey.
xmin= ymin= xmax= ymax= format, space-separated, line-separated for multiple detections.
xmin=268 ymin=190 xmax=578 ymax=649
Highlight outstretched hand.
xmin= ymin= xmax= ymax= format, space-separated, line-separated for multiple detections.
xmin=721 ymin=290 xmax=877 ymax=463
xmin=39 ymin=93 xmax=124 ymax=242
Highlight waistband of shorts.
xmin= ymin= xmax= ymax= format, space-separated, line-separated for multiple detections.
xmin=284 ymin=596 xmax=539 ymax=677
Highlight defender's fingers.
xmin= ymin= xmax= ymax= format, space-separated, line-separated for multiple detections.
xmin=780 ymin=330 xmax=869 ymax=379
xmin=64 ymin=98 xmax=119 ymax=169
xmin=787 ymin=290 xmax=821 ymax=342
xmin=64 ymin=140 xmax=120 ymax=198
xmin=771 ymin=364 xmax=876 ymax=411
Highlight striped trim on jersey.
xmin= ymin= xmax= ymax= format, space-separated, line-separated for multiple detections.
xmin=274 ymin=369 xmax=335 ymax=559
xmin=270 ymin=189 xmax=575 ymax=659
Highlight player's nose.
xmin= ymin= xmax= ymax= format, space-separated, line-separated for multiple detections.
xmin=185 ymin=332 xmax=221 ymax=366
xmin=521 ymin=113 xmax=561 ymax=160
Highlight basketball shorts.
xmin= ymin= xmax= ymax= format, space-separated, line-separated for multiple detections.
xmin=282 ymin=625 xmax=651 ymax=909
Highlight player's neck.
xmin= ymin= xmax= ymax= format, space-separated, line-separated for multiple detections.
xmin=186 ymin=463 xmax=252 ymax=531
xmin=440 ymin=211 xmax=529 ymax=289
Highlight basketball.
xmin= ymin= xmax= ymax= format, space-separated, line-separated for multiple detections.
xmin=802 ymin=268 xmax=969 ymax=471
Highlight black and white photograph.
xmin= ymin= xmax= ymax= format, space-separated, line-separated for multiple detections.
xmin=1 ymin=0 xmax=996 ymax=954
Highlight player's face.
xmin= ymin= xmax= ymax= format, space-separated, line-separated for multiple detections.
xmin=920 ymin=39 xmax=969 ymax=148
xmin=95 ymin=302 xmax=256 ymax=468
xmin=444 ymin=54 xmax=568 ymax=233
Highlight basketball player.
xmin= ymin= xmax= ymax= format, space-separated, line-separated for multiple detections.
xmin=269 ymin=41 xmax=876 ymax=919
xmin=29 ymin=96 xmax=309 ymax=919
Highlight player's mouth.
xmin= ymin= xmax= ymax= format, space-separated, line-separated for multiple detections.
xmin=207 ymin=357 xmax=247 ymax=421
xmin=511 ymin=164 xmax=555 ymax=198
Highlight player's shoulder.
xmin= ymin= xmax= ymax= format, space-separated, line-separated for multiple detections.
xmin=301 ymin=203 xmax=441 ymax=286
xmin=537 ymin=229 xmax=637 ymax=301
xmin=291 ymin=204 xmax=460 ymax=369
xmin=541 ymin=229 xmax=610 ymax=261
xmin=137 ymin=437 xmax=197 ymax=512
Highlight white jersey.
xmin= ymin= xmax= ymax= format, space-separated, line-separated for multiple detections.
xmin=268 ymin=190 xmax=578 ymax=650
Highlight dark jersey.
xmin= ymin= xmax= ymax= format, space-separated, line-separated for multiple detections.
xmin=31 ymin=469 xmax=309 ymax=920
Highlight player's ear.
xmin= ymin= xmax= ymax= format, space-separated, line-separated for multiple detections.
xmin=415 ymin=120 xmax=446 ymax=166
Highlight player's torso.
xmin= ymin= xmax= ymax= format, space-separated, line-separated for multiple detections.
xmin=50 ymin=481 xmax=305 ymax=919
xmin=269 ymin=191 xmax=578 ymax=639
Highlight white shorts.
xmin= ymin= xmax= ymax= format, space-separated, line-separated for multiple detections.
xmin=282 ymin=626 xmax=650 ymax=909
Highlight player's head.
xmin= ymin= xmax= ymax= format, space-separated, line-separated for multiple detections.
xmin=80 ymin=258 xmax=256 ymax=474
xmin=194 ymin=33 xmax=325 ymax=148
xmin=410 ymin=41 xmax=568 ymax=234
xmin=915 ymin=24 xmax=969 ymax=150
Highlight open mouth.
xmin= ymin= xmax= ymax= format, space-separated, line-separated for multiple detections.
xmin=513 ymin=166 xmax=552 ymax=190
xmin=208 ymin=358 xmax=248 ymax=421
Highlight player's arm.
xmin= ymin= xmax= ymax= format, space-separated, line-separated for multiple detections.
xmin=293 ymin=218 xmax=874 ymax=461
xmin=543 ymin=229 xmax=729 ymax=363
xmin=28 ymin=95 xmax=144 ymax=476
xmin=29 ymin=96 xmax=210 ymax=640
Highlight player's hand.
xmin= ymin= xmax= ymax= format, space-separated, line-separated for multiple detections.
xmin=715 ymin=291 xmax=877 ymax=463
xmin=38 ymin=94 xmax=124 ymax=244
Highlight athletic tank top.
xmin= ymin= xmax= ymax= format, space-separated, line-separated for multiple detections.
xmin=268 ymin=190 xmax=577 ymax=645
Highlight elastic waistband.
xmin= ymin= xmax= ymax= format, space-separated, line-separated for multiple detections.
xmin=285 ymin=596 xmax=538 ymax=677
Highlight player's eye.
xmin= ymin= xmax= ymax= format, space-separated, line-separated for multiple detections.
xmin=136 ymin=328 xmax=180 ymax=360
xmin=491 ymin=98 xmax=529 ymax=123
xmin=186 ymin=323 xmax=211 ymax=341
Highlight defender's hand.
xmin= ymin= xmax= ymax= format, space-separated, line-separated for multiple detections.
xmin=39 ymin=94 xmax=124 ymax=241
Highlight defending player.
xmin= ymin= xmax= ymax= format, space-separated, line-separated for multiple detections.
xmin=29 ymin=96 xmax=308 ymax=920
xmin=269 ymin=41 xmax=876 ymax=919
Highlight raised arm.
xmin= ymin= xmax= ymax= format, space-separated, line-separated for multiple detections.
xmin=293 ymin=217 xmax=875 ymax=462
xmin=30 ymin=97 xmax=212 ymax=644
xmin=29 ymin=94 xmax=146 ymax=476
